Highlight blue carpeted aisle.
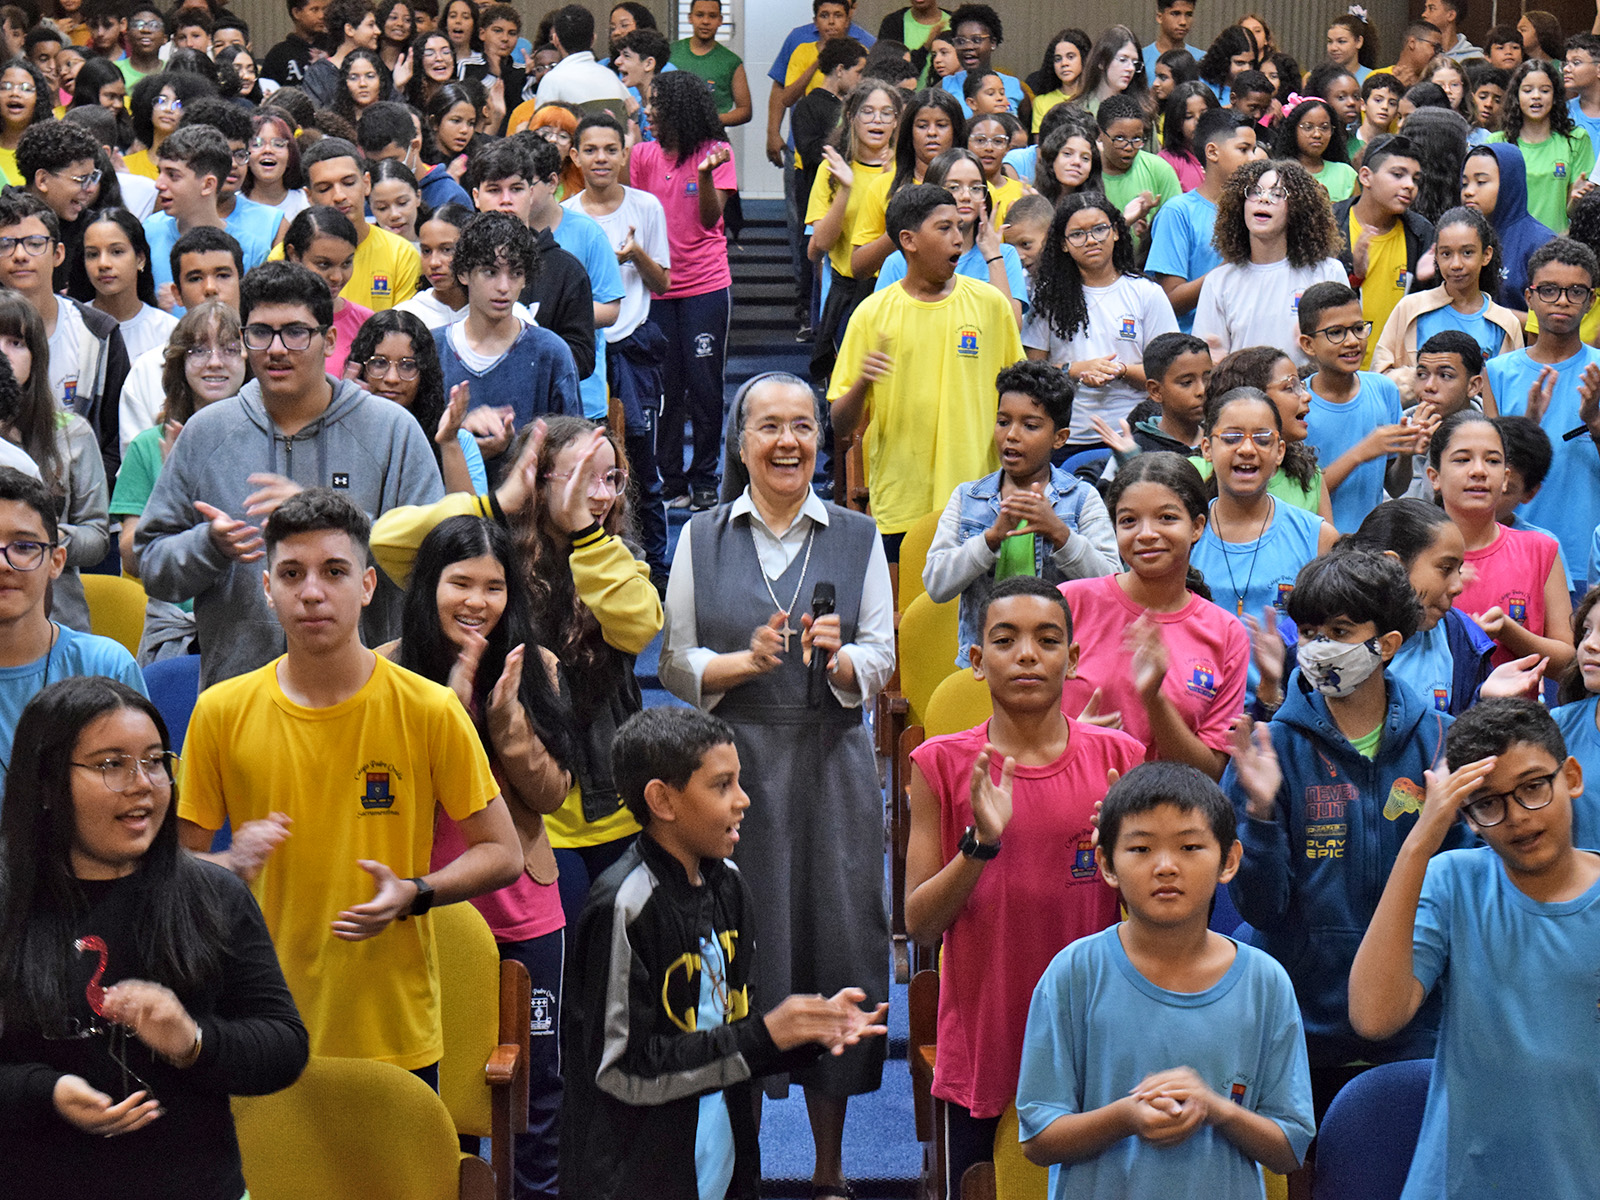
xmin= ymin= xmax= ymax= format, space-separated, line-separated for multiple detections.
xmin=630 ymin=201 xmax=921 ymax=1197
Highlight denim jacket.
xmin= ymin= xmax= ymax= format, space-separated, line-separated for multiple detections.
xmin=923 ymin=466 xmax=1119 ymax=665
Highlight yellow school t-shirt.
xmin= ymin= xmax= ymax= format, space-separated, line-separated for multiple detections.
xmin=269 ymin=222 xmax=420 ymax=310
xmin=122 ymin=148 xmax=157 ymax=179
xmin=544 ymin=780 xmax=643 ymax=848
xmin=851 ymin=169 xmax=899 ymax=250
xmin=827 ymin=274 xmax=1023 ymax=533
xmin=988 ymin=175 xmax=1024 ymax=227
xmin=177 ymin=654 xmax=500 ymax=1068
xmin=784 ymin=40 xmax=826 ymax=95
xmin=1354 ymin=212 xmax=1408 ymax=370
xmin=806 ymin=160 xmax=885 ymax=279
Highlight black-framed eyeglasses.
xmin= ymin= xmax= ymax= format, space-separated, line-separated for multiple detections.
xmin=363 ymin=355 xmax=421 ymax=380
xmin=243 ymin=323 xmax=325 ymax=352
xmin=0 ymin=233 xmax=51 ymax=256
xmin=1214 ymin=430 xmax=1278 ymax=448
xmin=71 ymin=752 xmax=178 ymax=792
xmin=0 ymin=538 xmax=57 ymax=570
xmin=1313 ymin=321 xmax=1374 ymax=344
xmin=1104 ymin=133 xmax=1143 ymax=149
xmin=1464 ymin=772 xmax=1556 ymax=827
xmin=1530 ymin=283 xmax=1594 ymax=304
xmin=1064 ymin=222 xmax=1113 ymax=247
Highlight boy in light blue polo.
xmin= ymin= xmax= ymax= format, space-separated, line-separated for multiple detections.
xmin=1350 ymin=698 xmax=1600 ymax=1199
xmin=1018 ymin=763 xmax=1314 ymax=1200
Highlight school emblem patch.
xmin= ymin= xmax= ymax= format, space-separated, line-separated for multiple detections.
xmin=1507 ymin=591 xmax=1529 ymax=623
xmin=1070 ymin=834 xmax=1097 ymax=881
xmin=1184 ymin=659 xmax=1218 ymax=700
xmin=1432 ymin=686 xmax=1449 ymax=712
xmin=1556 ymin=162 xmax=1568 ymax=179
xmin=356 ymin=760 xmax=402 ymax=812
xmin=1383 ymin=777 xmax=1425 ymax=821
xmin=372 ymin=274 xmax=390 ymax=297
xmin=1118 ymin=315 xmax=1137 ymax=339
xmin=956 ymin=327 xmax=980 ymax=357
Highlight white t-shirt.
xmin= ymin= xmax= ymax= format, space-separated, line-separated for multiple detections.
xmin=395 ymin=290 xmax=538 ymax=332
xmin=1192 ymin=257 xmax=1348 ymax=369
xmin=118 ymin=303 xmax=179 ymax=364
xmin=255 ymin=188 xmax=310 ymax=222
xmin=0 ymin=438 xmax=40 ymax=479
xmin=1022 ymin=274 xmax=1179 ymax=443
xmin=533 ymin=51 xmax=628 ymax=110
xmin=561 ymin=186 xmax=671 ymax=343
xmin=46 ymin=300 xmax=87 ymax=411
xmin=117 ymin=172 xmax=158 ymax=221
xmin=118 ymin=344 xmax=165 ymax=455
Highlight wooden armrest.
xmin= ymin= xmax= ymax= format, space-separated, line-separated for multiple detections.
xmin=485 ymin=1044 xmax=520 ymax=1086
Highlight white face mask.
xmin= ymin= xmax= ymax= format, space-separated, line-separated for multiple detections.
xmin=1297 ymin=636 xmax=1384 ymax=698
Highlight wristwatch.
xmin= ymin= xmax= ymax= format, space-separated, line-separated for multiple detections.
xmin=403 ymin=876 xmax=436 ymax=919
xmin=959 ymin=826 xmax=1001 ymax=861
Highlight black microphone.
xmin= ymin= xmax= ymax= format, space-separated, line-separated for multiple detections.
xmin=808 ymin=582 xmax=836 ymax=707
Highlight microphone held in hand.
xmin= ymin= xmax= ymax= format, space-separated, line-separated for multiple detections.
xmin=808 ymin=582 xmax=836 ymax=707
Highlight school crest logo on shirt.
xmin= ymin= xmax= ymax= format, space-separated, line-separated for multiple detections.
xmin=1230 ymin=1079 xmax=1248 ymax=1104
xmin=356 ymin=760 xmax=403 ymax=813
xmin=956 ymin=327 xmax=980 ymax=357
xmin=1291 ymin=290 xmax=1304 ymax=313
xmin=372 ymin=274 xmax=391 ymax=297
xmin=62 ymin=376 xmax=78 ymax=403
xmin=1432 ymin=686 xmax=1450 ymax=712
xmin=1184 ymin=659 xmax=1218 ymax=700
xmin=1069 ymin=834 xmax=1098 ymax=881
xmin=1383 ymin=777 xmax=1425 ymax=821
xmin=1275 ymin=582 xmax=1294 ymax=610
xmin=1507 ymin=591 xmax=1529 ymax=623
xmin=1556 ymin=162 xmax=1568 ymax=179
xmin=1118 ymin=315 xmax=1138 ymax=340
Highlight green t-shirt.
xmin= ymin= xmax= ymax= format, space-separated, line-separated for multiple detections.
xmin=900 ymin=9 xmax=949 ymax=86
xmin=1102 ymin=151 xmax=1182 ymax=246
xmin=1350 ymin=722 xmax=1382 ymax=759
xmin=669 ymin=39 xmax=743 ymax=114
xmin=1193 ymin=459 xmax=1323 ymax=514
xmin=110 ymin=425 xmax=192 ymax=614
xmin=1311 ymin=160 xmax=1359 ymax=204
xmin=1489 ymin=128 xmax=1596 ymax=234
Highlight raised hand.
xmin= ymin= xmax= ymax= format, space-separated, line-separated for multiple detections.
xmin=447 ymin=624 xmax=488 ymax=709
xmin=1416 ymin=756 xmax=1498 ymax=848
xmin=1229 ymin=718 xmax=1282 ymax=820
xmin=547 ymin=427 xmax=609 ymax=533
xmin=967 ymin=743 xmax=1015 ymax=844
xmin=1471 ymin=605 xmax=1510 ymax=639
xmin=699 ymin=143 xmax=731 ymax=174
xmin=436 ymin=382 xmax=470 ymax=447
xmin=493 ymin=417 xmax=546 ymax=514
xmin=392 ymin=46 xmax=413 ymax=91
xmin=223 ymin=811 xmax=292 ymax=882
xmin=332 ymin=860 xmax=416 ymax=941
xmin=820 ymin=145 xmax=853 ymax=189
xmin=159 ymin=418 xmax=184 ymax=464
xmin=1127 ymin=617 xmax=1169 ymax=703
xmin=1479 ymin=652 xmax=1549 ymax=699
xmin=1077 ymin=688 xmax=1123 ymax=729
xmin=464 ymin=403 xmax=516 ymax=460
xmin=194 ymin=501 xmax=263 ymax=563
xmin=1089 ymin=414 xmax=1137 ymax=455
xmin=1526 ymin=365 xmax=1558 ymax=425
xmin=1578 ymin=362 xmax=1600 ymax=436
xmin=1242 ymin=606 xmax=1284 ymax=706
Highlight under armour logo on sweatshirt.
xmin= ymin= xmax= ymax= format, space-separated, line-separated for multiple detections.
xmin=332 ymin=473 xmax=349 ymax=489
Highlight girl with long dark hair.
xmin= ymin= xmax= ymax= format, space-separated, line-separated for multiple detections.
xmin=1080 ymin=24 xmax=1151 ymax=122
xmin=1026 ymin=193 xmax=1177 ymax=454
xmin=346 ymin=308 xmax=484 ymax=493
xmin=332 ymin=47 xmax=391 ymax=122
xmin=1197 ymin=24 xmax=1258 ymax=104
xmin=281 ymin=205 xmax=368 ymax=378
xmin=408 ymin=29 xmax=457 ymax=109
xmin=1493 ymin=57 xmax=1593 ymax=234
xmin=1032 ymin=109 xmax=1103 ymax=204
xmin=1203 ymin=345 xmax=1333 ymax=519
xmin=1327 ymin=11 xmax=1378 ymax=82
xmin=389 ymin=514 xmax=576 ymax=1198
xmin=394 ymin=200 xmax=475 ymax=326
xmin=1159 ymin=80 xmax=1218 ymax=191
xmin=1060 ymin=452 xmax=1248 ymax=777
xmin=83 ymin=209 xmax=174 ymax=364
xmin=1025 ymin=27 xmax=1089 ymax=133
xmin=0 ymin=677 xmax=307 ymax=1197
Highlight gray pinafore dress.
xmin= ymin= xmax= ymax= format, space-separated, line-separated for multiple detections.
xmin=689 ymin=502 xmax=890 ymax=1098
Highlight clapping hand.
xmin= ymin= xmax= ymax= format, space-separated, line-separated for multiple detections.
xmin=464 ymin=404 xmax=516 ymax=460
xmin=967 ymin=744 xmax=1015 ymax=845
xmin=99 ymin=981 xmax=201 ymax=1064
xmin=859 ymin=334 xmax=892 ymax=383
xmin=332 ymin=859 xmax=415 ymax=941
xmin=223 ymin=812 xmax=292 ymax=882
xmin=748 ymin=611 xmax=790 ymax=673
xmin=493 ymin=417 xmax=545 ymax=515
xmin=52 ymin=1076 xmax=161 ymax=1137
xmin=699 ymin=143 xmax=731 ymax=174
xmin=436 ymin=382 xmax=470 ymax=447
xmin=1089 ymin=415 xmax=1137 ymax=455
xmin=243 ymin=472 xmax=303 ymax=520
xmin=194 ymin=501 xmax=262 ymax=563
xmin=1228 ymin=718 xmax=1282 ymax=820
xmin=1128 ymin=1067 xmax=1214 ymax=1146
xmin=1076 ymin=688 xmax=1123 ymax=730
xmin=1126 ymin=617 xmax=1169 ymax=703
xmin=997 ymin=484 xmax=1071 ymax=549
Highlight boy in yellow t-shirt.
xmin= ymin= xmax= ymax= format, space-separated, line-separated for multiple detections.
xmin=178 ymin=490 xmax=522 ymax=1073
xmin=829 ymin=182 xmax=1024 ymax=552
xmin=268 ymin=137 xmax=422 ymax=309
xmin=1338 ymin=135 xmax=1426 ymax=369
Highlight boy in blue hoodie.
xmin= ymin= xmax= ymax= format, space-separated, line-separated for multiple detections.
xmin=1222 ymin=546 xmax=1474 ymax=1118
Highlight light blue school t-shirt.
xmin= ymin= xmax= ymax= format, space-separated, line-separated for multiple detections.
xmin=0 ymin=625 xmax=146 ymax=796
xmin=1402 ymin=847 xmax=1600 ymax=1198
xmin=1389 ymin=621 xmax=1456 ymax=714
xmin=1145 ymin=190 xmax=1221 ymax=334
xmin=1489 ymin=344 xmax=1600 ymax=569
xmin=1305 ymin=369 xmax=1403 ymax=532
xmin=1141 ymin=41 xmax=1201 ymax=80
xmin=693 ymin=933 xmax=735 ymax=1200
xmin=1569 ymin=97 xmax=1600 ymax=156
xmin=1017 ymin=925 xmax=1315 ymax=1200
xmin=940 ymin=68 xmax=1026 ymax=118
xmin=1193 ymin=498 xmax=1324 ymax=700
xmin=1003 ymin=145 xmax=1037 ymax=185
xmin=874 ymin=242 xmax=1028 ymax=314
xmin=1413 ymin=294 xmax=1505 ymax=364
xmin=1549 ymin=696 xmax=1600 ymax=849
xmin=551 ymin=207 xmax=626 ymax=420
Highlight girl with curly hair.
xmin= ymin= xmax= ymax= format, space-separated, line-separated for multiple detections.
xmin=409 ymin=29 xmax=457 ymax=108
xmin=1273 ymin=96 xmax=1357 ymax=202
xmin=1491 ymin=57 xmax=1594 ymax=234
xmin=1203 ymin=345 xmax=1333 ymax=518
xmin=332 ymin=47 xmax=392 ymax=122
xmin=1033 ymin=109 xmax=1104 ymax=204
xmin=1194 ymin=158 xmax=1346 ymax=366
xmin=1197 ymin=23 xmax=1258 ymax=103
xmin=1025 ymin=28 xmax=1089 ymax=133
xmin=1025 ymin=192 xmax=1178 ymax=453
xmin=125 ymin=71 xmax=217 ymax=178
xmin=1079 ymin=24 xmax=1151 ymax=122
xmin=1371 ymin=205 xmax=1522 ymax=382
xmin=370 ymin=416 xmax=661 ymax=923
xmin=376 ymin=0 xmax=415 ymax=73
xmin=1159 ymin=80 xmax=1218 ymax=191
xmin=1327 ymin=11 xmax=1378 ymax=82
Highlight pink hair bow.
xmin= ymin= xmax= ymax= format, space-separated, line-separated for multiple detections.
xmin=1284 ymin=92 xmax=1326 ymax=110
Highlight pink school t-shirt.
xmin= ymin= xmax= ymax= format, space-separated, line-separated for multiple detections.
xmin=628 ymin=139 xmax=736 ymax=299
xmin=325 ymin=299 xmax=373 ymax=379
xmin=430 ymin=771 xmax=564 ymax=943
xmin=1058 ymin=573 xmax=1249 ymax=758
xmin=910 ymin=718 xmax=1142 ymax=1117
xmin=1458 ymin=523 xmax=1561 ymax=668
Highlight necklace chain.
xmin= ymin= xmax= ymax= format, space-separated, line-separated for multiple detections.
xmin=1211 ymin=498 xmax=1272 ymax=618
xmin=759 ymin=524 xmax=816 ymax=642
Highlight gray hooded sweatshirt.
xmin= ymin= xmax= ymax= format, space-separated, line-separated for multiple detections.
xmin=135 ymin=376 xmax=444 ymax=688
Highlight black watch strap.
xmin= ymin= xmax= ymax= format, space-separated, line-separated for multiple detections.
xmin=959 ymin=826 xmax=1001 ymax=861
xmin=404 ymin=876 xmax=435 ymax=918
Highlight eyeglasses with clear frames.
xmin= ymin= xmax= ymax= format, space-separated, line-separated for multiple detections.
xmin=944 ymin=181 xmax=986 ymax=196
xmin=130 ymin=18 xmax=164 ymax=31
xmin=1245 ymin=185 xmax=1288 ymax=204
xmin=546 ymin=469 xmax=629 ymax=494
xmin=0 ymin=79 xmax=35 ymax=94
xmin=967 ymin=134 xmax=1009 ymax=148
xmin=0 ymin=538 xmax=58 ymax=570
xmin=1463 ymin=773 xmax=1556 ymax=827
xmin=1313 ymin=321 xmax=1374 ymax=344
xmin=1214 ymin=430 xmax=1279 ymax=448
xmin=251 ymin=136 xmax=290 ymax=151
xmin=70 ymin=752 xmax=177 ymax=793
xmin=749 ymin=418 xmax=818 ymax=440
xmin=857 ymin=107 xmax=897 ymax=123
xmin=1064 ymin=222 xmax=1113 ymax=247
xmin=53 ymin=167 xmax=102 ymax=191
xmin=951 ymin=34 xmax=991 ymax=47
xmin=363 ymin=355 xmax=421 ymax=380
xmin=154 ymin=95 xmax=183 ymax=110
xmin=185 ymin=341 xmax=244 ymax=361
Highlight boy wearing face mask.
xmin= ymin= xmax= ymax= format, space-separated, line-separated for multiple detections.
xmin=1222 ymin=547 xmax=1475 ymax=1122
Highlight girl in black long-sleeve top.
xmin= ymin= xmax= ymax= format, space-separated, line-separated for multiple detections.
xmin=0 ymin=677 xmax=308 ymax=1200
